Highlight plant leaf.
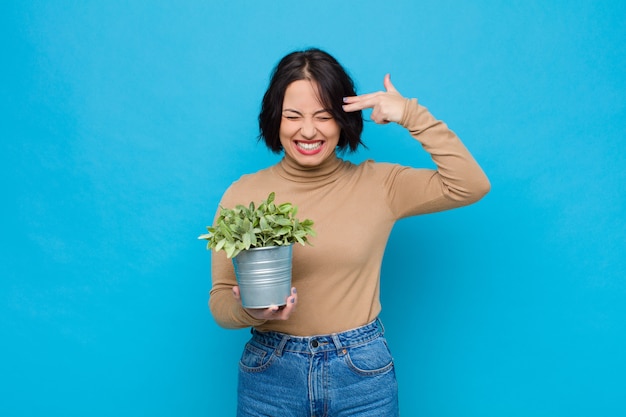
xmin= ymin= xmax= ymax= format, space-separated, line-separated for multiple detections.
xmin=242 ymin=232 xmax=251 ymax=249
xmin=201 ymin=191 xmax=315 ymax=255
xmin=215 ymin=239 xmax=226 ymax=252
xmin=225 ymin=243 xmax=236 ymax=258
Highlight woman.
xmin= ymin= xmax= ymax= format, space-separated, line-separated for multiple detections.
xmin=209 ymin=48 xmax=490 ymax=416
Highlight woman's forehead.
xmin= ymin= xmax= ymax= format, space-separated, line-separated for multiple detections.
xmin=282 ymin=80 xmax=325 ymax=110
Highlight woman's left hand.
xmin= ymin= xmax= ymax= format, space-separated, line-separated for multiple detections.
xmin=232 ymin=285 xmax=298 ymax=321
xmin=342 ymin=74 xmax=407 ymax=124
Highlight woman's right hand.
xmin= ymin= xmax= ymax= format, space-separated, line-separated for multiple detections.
xmin=342 ymin=73 xmax=407 ymax=124
xmin=232 ymin=286 xmax=298 ymax=321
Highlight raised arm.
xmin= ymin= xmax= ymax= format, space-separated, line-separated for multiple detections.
xmin=343 ymin=74 xmax=490 ymax=217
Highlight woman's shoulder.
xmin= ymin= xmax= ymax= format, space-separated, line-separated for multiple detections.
xmin=351 ymin=159 xmax=406 ymax=176
xmin=219 ymin=165 xmax=280 ymax=206
xmin=233 ymin=165 xmax=274 ymax=185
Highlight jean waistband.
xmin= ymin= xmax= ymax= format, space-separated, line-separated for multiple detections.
xmin=250 ymin=318 xmax=385 ymax=355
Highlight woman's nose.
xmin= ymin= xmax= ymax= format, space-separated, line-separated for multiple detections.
xmin=300 ymin=118 xmax=317 ymax=139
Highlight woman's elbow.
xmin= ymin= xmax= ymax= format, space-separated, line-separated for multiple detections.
xmin=477 ymin=175 xmax=491 ymax=198
xmin=448 ymin=174 xmax=490 ymax=205
xmin=466 ymin=174 xmax=491 ymax=204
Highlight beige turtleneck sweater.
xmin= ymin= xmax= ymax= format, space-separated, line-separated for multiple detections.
xmin=209 ymin=99 xmax=490 ymax=336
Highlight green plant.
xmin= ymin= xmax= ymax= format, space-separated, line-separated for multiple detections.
xmin=199 ymin=192 xmax=315 ymax=258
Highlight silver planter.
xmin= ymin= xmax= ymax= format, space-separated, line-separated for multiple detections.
xmin=232 ymin=245 xmax=293 ymax=308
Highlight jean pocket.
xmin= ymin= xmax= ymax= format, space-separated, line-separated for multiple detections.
xmin=344 ymin=337 xmax=395 ymax=376
xmin=239 ymin=341 xmax=276 ymax=373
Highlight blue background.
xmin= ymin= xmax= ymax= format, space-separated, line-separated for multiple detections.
xmin=2 ymin=1 xmax=625 ymax=416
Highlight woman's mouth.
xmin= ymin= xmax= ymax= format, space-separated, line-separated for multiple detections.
xmin=295 ymin=140 xmax=324 ymax=154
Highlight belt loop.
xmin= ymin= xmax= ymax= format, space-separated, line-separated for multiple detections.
xmin=376 ymin=318 xmax=385 ymax=335
xmin=331 ymin=333 xmax=345 ymax=354
xmin=275 ymin=334 xmax=290 ymax=357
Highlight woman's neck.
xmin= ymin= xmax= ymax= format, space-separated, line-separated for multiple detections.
xmin=276 ymin=153 xmax=345 ymax=183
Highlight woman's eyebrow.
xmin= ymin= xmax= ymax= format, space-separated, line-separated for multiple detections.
xmin=282 ymin=108 xmax=331 ymax=115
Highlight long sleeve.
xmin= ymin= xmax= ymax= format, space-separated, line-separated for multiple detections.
xmin=384 ymin=98 xmax=491 ymax=219
xmin=209 ymin=248 xmax=268 ymax=329
xmin=208 ymin=187 xmax=269 ymax=329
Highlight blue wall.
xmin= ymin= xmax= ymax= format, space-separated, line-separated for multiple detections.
xmin=2 ymin=1 xmax=624 ymax=416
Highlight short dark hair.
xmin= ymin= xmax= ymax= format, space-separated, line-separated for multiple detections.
xmin=259 ymin=48 xmax=364 ymax=153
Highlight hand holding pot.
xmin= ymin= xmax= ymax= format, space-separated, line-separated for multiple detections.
xmin=233 ymin=286 xmax=298 ymax=321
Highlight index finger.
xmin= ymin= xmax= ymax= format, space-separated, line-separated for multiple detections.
xmin=342 ymin=93 xmax=379 ymax=112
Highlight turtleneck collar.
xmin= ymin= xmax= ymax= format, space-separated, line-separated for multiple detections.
xmin=273 ymin=153 xmax=347 ymax=184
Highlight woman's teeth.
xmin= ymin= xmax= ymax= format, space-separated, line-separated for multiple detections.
xmin=297 ymin=141 xmax=322 ymax=151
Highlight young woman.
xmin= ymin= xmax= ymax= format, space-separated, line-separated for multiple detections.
xmin=209 ymin=48 xmax=490 ymax=416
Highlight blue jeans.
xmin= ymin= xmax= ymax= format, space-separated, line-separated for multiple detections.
xmin=237 ymin=318 xmax=399 ymax=417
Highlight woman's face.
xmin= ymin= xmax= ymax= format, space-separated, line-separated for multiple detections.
xmin=279 ymin=80 xmax=340 ymax=167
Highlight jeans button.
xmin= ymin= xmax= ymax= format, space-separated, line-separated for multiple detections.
xmin=311 ymin=340 xmax=319 ymax=348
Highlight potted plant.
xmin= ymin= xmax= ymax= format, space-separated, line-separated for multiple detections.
xmin=199 ymin=192 xmax=315 ymax=308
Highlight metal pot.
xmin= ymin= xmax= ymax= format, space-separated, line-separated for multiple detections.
xmin=232 ymin=245 xmax=293 ymax=308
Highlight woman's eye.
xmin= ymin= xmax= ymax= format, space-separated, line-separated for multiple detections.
xmin=316 ymin=116 xmax=332 ymax=121
xmin=285 ymin=116 xmax=301 ymax=121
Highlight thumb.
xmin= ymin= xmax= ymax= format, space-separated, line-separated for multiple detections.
xmin=383 ymin=73 xmax=398 ymax=93
xmin=232 ymin=286 xmax=241 ymax=300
